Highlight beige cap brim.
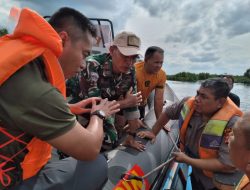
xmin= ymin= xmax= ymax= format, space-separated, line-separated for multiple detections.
xmin=117 ymin=46 xmax=141 ymax=56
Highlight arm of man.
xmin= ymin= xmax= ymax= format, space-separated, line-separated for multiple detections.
xmin=154 ymin=71 xmax=167 ymax=119
xmin=1 ymin=61 xmax=120 ymax=162
xmin=40 ymin=97 xmax=119 ymax=161
xmin=188 ymin=158 xmax=234 ymax=173
xmin=154 ymin=87 xmax=164 ymax=119
xmin=49 ymin=98 xmax=120 ymax=161
xmin=9 ymin=81 xmax=118 ymax=161
xmin=216 ymin=115 xmax=240 ymax=169
xmin=48 ymin=118 xmax=103 ymax=161
xmin=137 ymin=107 xmax=170 ymax=142
xmin=152 ymin=111 xmax=170 ymax=135
xmin=173 ymin=152 xmax=234 ymax=172
xmin=137 ymin=98 xmax=187 ymax=140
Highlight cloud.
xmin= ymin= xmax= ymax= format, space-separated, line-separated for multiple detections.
xmin=216 ymin=1 xmax=250 ymax=38
xmin=183 ymin=52 xmax=220 ymax=62
xmin=0 ymin=0 xmax=250 ymax=75
xmin=164 ymin=26 xmax=203 ymax=45
xmin=134 ymin=0 xmax=180 ymax=17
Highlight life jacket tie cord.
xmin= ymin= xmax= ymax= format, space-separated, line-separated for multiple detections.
xmin=0 ymin=162 xmax=15 ymax=187
xmin=0 ymin=127 xmax=28 ymax=187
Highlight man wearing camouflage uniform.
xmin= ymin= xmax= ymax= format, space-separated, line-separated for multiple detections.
xmin=67 ymin=31 xmax=145 ymax=151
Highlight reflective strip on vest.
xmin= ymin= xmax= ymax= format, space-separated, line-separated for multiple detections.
xmin=200 ymin=120 xmax=228 ymax=149
xmin=236 ymin=175 xmax=250 ymax=190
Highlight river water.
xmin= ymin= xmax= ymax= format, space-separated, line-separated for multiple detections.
xmin=167 ymin=80 xmax=250 ymax=112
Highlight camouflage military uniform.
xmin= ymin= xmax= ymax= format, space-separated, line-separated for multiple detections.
xmin=67 ymin=53 xmax=140 ymax=149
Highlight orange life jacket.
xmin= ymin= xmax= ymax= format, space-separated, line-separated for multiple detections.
xmin=179 ymin=97 xmax=242 ymax=177
xmin=236 ymin=175 xmax=250 ymax=190
xmin=0 ymin=8 xmax=64 ymax=187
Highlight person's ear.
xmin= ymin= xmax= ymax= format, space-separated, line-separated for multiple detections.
xmin=217 ymin=98 xmax=226 ymax=109
xmin=245 ymin=159 xmax=250 ymax=174
xmin=109 ymin=45 xmax=116 ymax=56
xmin=58 ymin=31 xmax=69 ymax=47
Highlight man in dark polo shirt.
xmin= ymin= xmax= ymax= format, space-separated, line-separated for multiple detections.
xmin=222 ymin=75 xmax=240 ymax=107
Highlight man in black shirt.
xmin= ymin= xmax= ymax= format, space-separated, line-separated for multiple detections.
xmin=222 ymin=75 xmax=240 ymax=107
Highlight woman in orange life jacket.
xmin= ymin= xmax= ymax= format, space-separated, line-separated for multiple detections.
xmin=229 ymin=112 xmax=250 ymax=190
xmin=0 ymin=7 xmax=119 ymax=190
xmin=137 ymin=78 xmax=242 ymax=190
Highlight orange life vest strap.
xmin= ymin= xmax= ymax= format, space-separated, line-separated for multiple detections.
xmin=0 ymin=127 xmax=27 ymax=187
xmin=180 ymin=97 xmax=195 ymax=151
xmin=236 ymin=175 xmax=250 ymax=190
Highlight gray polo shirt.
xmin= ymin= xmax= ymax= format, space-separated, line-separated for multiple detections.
xmin=164 ymin=97 xmax=239 ymax=190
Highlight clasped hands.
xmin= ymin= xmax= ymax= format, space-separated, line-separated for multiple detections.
xmin=69 ymin=97 xmax=120 ymax=118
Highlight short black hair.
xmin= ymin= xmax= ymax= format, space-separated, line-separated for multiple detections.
xmin=49 ymin=7 xmax=97 ymax=41
xmin=144 ymin=46 xmax=164 ymax=60
xmin=221 ymin=74 xmax=234 ymax=83
xmin=200 ymin=78 xmax=230 ymax=99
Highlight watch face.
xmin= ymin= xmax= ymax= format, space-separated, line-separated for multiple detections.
xmin=99 ymin=110 xmax=106 ymax=118
xmin=91 ymin=110 xmax=106 ymax=120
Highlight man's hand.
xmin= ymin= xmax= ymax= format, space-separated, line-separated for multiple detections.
xmin=69 ymin=97 xmax=101 ymax=115
xmin=122 ymin=135 xmax=146 ymax=152
xmin=91 ymin=98 xmax=120 ymax=118
xmin=172 ymin=152 xmax=235 ymax=173
xmin=137 ymin=131 xmax=156 ymax=143
xmin=124 ymin=87 xmax=142 ymax=107
xmin=126 ymin=119 xmax=145 ymax=132
xmin=172 ymin=151 xmax=190 ymax=163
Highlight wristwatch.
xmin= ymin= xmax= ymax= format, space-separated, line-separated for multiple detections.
xmin=91 ymin=110 xmax=106 ymax=120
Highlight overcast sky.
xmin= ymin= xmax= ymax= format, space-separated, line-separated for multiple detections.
xmin=1 ymin=0 xmax=250 ymax=75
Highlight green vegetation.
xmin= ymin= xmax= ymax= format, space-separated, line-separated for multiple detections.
xmin=244 ymin=68 xmax=250 ymax=78
xmin=168 ymin=69 xmax=250 ymax=84
xmin=0 ymin=28 xmax=8 ymax=37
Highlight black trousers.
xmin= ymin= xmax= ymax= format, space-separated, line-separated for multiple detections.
xmin=138 ymin=105 xmax=145 ymax=119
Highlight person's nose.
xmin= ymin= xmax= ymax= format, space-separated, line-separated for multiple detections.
xmin=80 ymin=60 xmax=86 ymax=70
xmin=125 ymin=57 xmax=135 ymax=66
xmin=156 ymin=62 xmax=163 ymax=68
xmin=195 ymin=95 xmax=200 ymax=103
